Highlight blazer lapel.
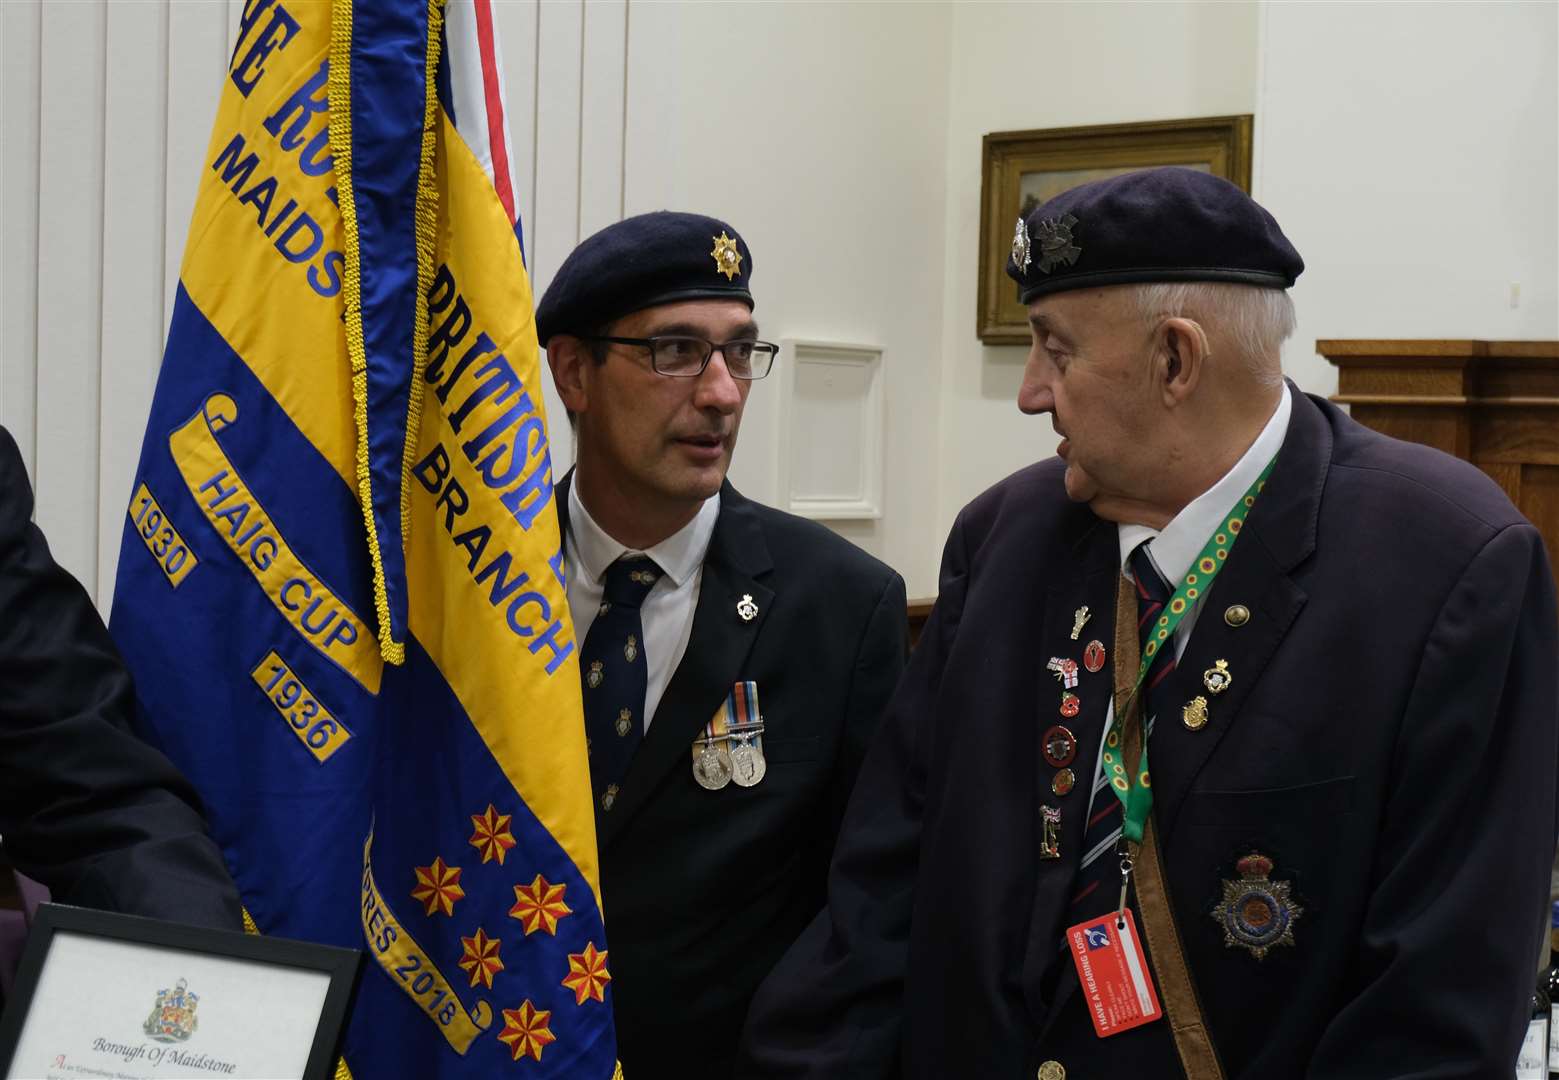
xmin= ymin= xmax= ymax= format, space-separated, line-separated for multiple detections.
xmin=598 ymin=483 xmax=774 ymax=847
xmin=1021 ymin=517 xmax=1118 ymax=1028
xmin=1147 ymin=386 xmax=1331 ymax=841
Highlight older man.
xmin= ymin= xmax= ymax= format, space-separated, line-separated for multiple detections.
xmin=739 ymin=168 xmax=1559 ymax=1078
xmin=537 ymin=211 xmax=908 ymax=1077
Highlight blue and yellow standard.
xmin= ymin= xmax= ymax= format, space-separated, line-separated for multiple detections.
xmin=109 ymin=1 xmax=620 ymax=1075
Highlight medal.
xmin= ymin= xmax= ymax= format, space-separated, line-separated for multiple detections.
xmin=1059 ymin=691 xmax=1080 ymax=718
xmin=1203 ymin=659 xmax=1232 ymax=695
xmin=1040 ymin=805 xmax=1062 ymax=859
xmin=730 ymin=738 xmax=768 ymax=787
xmin=1082 ymin=639 xmax=1106 ymax=673
xmin=1041 ymin=724 xmax=1077 ymax=768
xmin=1182 ymin=695 xmax=1209 ymax=731
xmin=693 ymin=740 xmax=732 ymax=790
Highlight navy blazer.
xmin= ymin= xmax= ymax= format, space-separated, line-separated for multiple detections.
xmin=0 ymin=426 xmax=241 ymax=930
xmin=557 ymin=477 xmax=908 ymax=1078
xmin=739 ymin=390 xmax=1559 ymax=1079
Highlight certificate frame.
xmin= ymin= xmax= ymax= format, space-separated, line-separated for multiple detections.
xmin=0 ymin=904 xmax=361 ymax=1080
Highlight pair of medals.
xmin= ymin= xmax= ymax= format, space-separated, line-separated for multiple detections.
xmin=692 ymin=681 xmax=766 ymax=791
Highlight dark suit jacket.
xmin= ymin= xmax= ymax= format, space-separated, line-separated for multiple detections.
xmin=0 ymin=426 xmax=241 ymax=930
xmin=739 ymin=390 xmax=1559 ymax=1079
xmin=558 ymin=476 xmax=908 ymax=1078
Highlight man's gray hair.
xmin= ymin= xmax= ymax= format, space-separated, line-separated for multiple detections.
xmin=1133 ymin=282 xmax=1295 ymax=388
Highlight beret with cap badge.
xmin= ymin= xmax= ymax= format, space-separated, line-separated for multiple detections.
xmin=535 ymin=210 xmax=754 ymax=345
xmin=1006 ymin=166 xmax=1303 ymax=304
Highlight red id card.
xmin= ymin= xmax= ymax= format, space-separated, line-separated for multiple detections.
xmin=1064 ymin=910 xmax=1163 ymax=1037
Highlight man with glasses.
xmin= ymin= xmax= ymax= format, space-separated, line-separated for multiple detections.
xmin=537 ymin=210 xmax=908 ymax=1077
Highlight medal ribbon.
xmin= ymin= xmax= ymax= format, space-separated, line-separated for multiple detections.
xmin=1101 ymin=457 xmax=1276 ymax=843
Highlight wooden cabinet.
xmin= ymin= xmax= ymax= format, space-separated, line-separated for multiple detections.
xmin=1321 ymin=339 xmax=1559 ymax=590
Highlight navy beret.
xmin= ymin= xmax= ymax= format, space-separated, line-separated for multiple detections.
xmin=1006 ymin=167 xmax=1303 ymax=304
xmin=535 ymin=210 xmax=754 ymax=343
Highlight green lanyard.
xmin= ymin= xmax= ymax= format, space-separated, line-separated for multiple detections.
xmin=1100 ymin=457 xmax=1276 ymax=843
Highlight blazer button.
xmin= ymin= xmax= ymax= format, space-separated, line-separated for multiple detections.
xmin=1038 ymin=1062 xmax=1065 ymax=1080
xmin=1223 ymin=604 xmax=1251 ymax=627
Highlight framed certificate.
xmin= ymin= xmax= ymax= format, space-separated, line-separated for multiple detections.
xmin=0 ymin=904 xmax=361 ymax=1080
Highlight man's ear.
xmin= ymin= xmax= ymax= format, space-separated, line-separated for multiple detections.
xmin=1156 ymin=316 xmax=1210 ymax=408
xmin=546 ymin=335 xmax=591 ymax=416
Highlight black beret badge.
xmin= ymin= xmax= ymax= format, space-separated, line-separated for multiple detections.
xmin=1032 ymin=213 xmax=1081 ymax=274
xmin=710 ymin=231 xmax=743 ymax=281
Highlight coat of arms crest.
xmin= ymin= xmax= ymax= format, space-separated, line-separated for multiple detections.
xmin=143 ymin=977 xmax=200 ymax=1042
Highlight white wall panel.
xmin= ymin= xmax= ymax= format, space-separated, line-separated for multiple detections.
xmin=97 ymin=0 xmax=172 ymax=609
xmin=34 ymin=1 xmax=108 ymax=597
xmin=163 ymin=1 xmax=228 ymax=335
xmin=578 ymin=0 xmax=626 ymax=240
xmin=1 ymin=0 xmax=42 ymax=479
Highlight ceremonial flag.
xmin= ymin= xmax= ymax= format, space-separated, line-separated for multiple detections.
xmin=109 ymin=0 xmax=619 ymax=1075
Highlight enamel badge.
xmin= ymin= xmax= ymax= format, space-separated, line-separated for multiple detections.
xmin=1059 ymin=692 xmax=1080 ymax=719
xmin=1211 ymin=852 xmax=1302 ymax=960
xmin=1070 ymin=606 xmax=1091 ymax=640
xmin=1083 ymin=639 xmax=1106 ymax=673
xmin=1047 ymin=656 xmax=1079 ymax=689
xmin=1182 ymin=695 xmax=1208 ymax=731
xmin=1040 ymin=805 xmax=1062 ymax=859
xmin=711 ymin=231 xmax=743 ymax=280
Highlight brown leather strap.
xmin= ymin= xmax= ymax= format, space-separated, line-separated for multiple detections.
xmin=1113 ymin=571 xmax=1226 ymax=1080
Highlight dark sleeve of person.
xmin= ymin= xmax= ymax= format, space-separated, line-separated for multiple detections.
xmin=823 ymin=568 xmax=909 ymax=856
xmin=738 ymin=516 xmax=972 ymax=1078
xmin=1307 ymin=522 xmax=1559 ymax=1078
xmin=0 ymin=427 xmax=242 ymax=931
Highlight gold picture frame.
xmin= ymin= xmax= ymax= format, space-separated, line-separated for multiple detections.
xmin=977 ymin=115 xmax=1254 ymax=345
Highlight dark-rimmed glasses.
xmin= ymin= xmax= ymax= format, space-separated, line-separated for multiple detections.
xmin=583 ymin=335 xmax=778 ymax=380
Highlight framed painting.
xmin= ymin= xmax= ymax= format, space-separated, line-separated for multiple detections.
xmin=977 ymin=115 xmax=1254 ymax=345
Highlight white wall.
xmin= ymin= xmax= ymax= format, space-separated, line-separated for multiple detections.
xmin=621 ymin=0 xmax=952 ymax=595
xmin=934 ymin=0 xmax=1262 ymax=549
xmin=1257 ymin=0 xmax=1559 ymax=394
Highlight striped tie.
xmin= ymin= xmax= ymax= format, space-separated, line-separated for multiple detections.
xmin=1069 ymin=542 xmax=1175 ymax=917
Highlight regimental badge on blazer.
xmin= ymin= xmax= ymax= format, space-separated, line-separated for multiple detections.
xmin=691 ymin=681 xmax=766 ymax=791
xmin=1211 ymin=851 xmax=1302 ymax=960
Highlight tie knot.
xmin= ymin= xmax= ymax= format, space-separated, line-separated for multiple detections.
xmin=602 ymin=555 xmax=661 ymax=608
xmin=1129 ymin=542 xmax=1172 ymax=607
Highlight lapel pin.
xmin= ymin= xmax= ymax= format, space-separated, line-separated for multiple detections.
xmin=1070 ymin=606 xmax=1091 ymax=640
xmin=736 ymin=594 xmax=758 ymax=622
xmin=1059 ymin=692 xmax=1081 ymax=718
xmin=1040 ymin=805 xmax=1062 ymax=859
xmin=1182 ymin=695 xmax=1209 ymax=731
xmin=1203 ymin=659 xmax=1233 ymax=696
xmin=1082 ymin=639 xmax=1106 ymax=673
xmin=1041 ymin=724 xmax=1078 ymax=768
xmin=1223 ymin=604 xmax=1250 ymax=627
xmin=1046 ymin=657 xmax=1079 ymax=689
xmin=1051 ymin=768 xmax=1076 ymax=797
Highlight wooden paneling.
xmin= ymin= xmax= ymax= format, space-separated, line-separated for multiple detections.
xmin=2 ymin=0 xmax=628 ymax=609
xmin=1324 ymin=339 xmax=1559 ymax=592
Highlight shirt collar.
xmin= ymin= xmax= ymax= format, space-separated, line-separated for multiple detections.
xmin=1118 ymin=383 xmax=1293 ymax=583
xmin=568 ymin=481 xmax=720 ymax=588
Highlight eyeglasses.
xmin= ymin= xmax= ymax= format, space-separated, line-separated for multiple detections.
xmin=584 ymin=335 xmax=778 ymax=380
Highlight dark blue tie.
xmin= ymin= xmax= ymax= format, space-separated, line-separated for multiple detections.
xmin=1069 ymin=542 xmax=1176 ymax=919
xmin=580 ymin=554 xmax=660 ymax=814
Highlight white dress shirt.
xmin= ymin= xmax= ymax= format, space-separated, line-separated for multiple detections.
xmin=564 ymin=482 xmax=719 ymax=734
xmin=1085 ymin=384 xmax=1294 ymax=820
